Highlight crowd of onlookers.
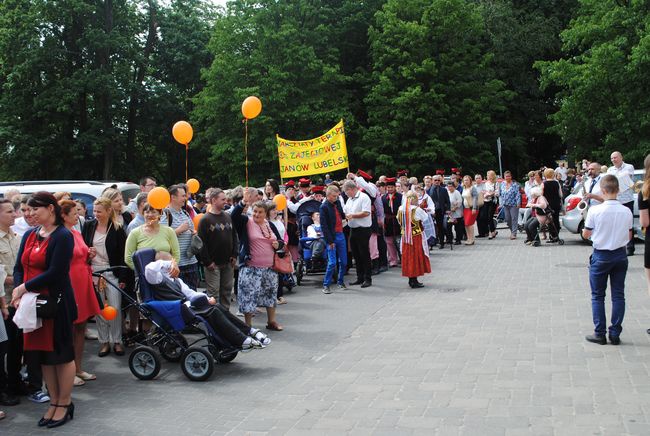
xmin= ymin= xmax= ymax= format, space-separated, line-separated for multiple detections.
xmin=0 ymin=149 xmax=645 ymax=425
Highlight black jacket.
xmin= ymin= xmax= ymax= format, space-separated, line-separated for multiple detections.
xmin=428 ymin=185 xmax=450 ymax=215
xmin=319 ymin=199 xmax=345 ymax=245
xmin=82 ymin=220 xmax=133 ymax=286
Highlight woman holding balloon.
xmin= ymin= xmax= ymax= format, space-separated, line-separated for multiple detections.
xmin=82 ymin=198 xmax=131 ymax=357
xmin=59 ymin=200 xmax=101 ymax=385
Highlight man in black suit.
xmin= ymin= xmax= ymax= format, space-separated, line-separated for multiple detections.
xmin=427 ymin=174 xmax=450 ymax=248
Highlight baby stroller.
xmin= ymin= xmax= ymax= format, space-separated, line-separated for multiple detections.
xmin=92 ymin=248 xmax=243 ymax=381
xmin=531 ymin=207 xmax=564 ymax=246
xmin=295 ymin=199 xmax=329 ymax=285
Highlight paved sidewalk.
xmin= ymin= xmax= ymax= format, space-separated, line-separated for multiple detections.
xmin=3 ymin=232 xmax=650 ymax=435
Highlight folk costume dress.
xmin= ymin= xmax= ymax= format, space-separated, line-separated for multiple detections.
xmin=397 ymin=205 xmax=431 ymax=278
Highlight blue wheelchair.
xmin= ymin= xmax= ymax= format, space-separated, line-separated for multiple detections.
xmin=92 ymin=248 xmax=242 ymax=381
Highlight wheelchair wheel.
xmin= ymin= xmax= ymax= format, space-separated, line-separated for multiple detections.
xmin=159 ymin=333 xmax=188 ymax=362
xmin=215 ymin=349 xmax=238 ymax=364
xmin=181 ymin=347 xmax=214 ymax=381
xmin=129 ymin=346 xmax=161 ymax=380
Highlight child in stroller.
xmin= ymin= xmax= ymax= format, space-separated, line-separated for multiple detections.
xmin=145 ymin=252 xmax=271 ymax=350
xmin=306 ymin=212 xmax=327 ymax=259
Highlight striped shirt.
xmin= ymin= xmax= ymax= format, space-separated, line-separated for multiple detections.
xmin=163 ymin=208 xmax=197 ymax=266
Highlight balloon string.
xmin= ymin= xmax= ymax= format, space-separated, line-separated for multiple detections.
xmin=185 ymin=144 xmax=189 ymax=182
xmin=245 ymin=119 xmax=249 ymax=187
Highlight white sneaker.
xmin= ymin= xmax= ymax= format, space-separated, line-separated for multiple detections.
xmin=254 ymin=331 xmax=271 ymax=346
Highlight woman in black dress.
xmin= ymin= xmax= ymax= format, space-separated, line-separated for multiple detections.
xmin=12 ymin=192 xmax=77 ymax=428
xmin=542 ymin=168 xmax=563 ymax=239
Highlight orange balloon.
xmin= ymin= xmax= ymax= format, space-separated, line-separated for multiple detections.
xmin=186 ymin=178 xmax=200 ymax=194
xmin=273 ymin=194 xmax=287 ymax=211
xmin=102 ymin=306 xmax=118 ymax=321
xmin=172 ymin=121 xmax=193 ymax=145
xmin=241 ymin=96 xmax=262 ymax=119
xmin=147 ymin=187 xmax=171 ymax=210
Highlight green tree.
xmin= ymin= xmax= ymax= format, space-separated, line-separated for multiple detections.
xmin=364 ymin=0 xmax=512 ymax=177
xmin=193 ymin=0 xmax=384 ymax=186
xmin=536 ymin=0 xmax=650 ymax=166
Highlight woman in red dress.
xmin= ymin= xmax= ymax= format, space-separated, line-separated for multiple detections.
xmin=60 ymin=200 xmax=101 ymax=387
xmin=12 ymin=192 xmax=77 ymax=428
xmin=397 ymin=191 xmax=431 ymax=288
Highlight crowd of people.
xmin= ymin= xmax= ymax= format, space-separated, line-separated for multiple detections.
xmin=0 ymin=148 xmax=647 ymax=425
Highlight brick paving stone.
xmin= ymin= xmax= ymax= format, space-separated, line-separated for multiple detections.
xmin=3 ymin=233 xmax=650 ymax=435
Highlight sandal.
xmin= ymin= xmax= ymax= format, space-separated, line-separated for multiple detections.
xmin=266 ymin=322 xmax=284 ymax=331
xmin=277 ymin=297 xmax=287 ymax=305
xmin=76 ymin=371 xmax=96 ymax=381
xmin=73 ymin=376 xmax=85 ymax=387
xmin=122 ymin=330 xmax=138 ymax=347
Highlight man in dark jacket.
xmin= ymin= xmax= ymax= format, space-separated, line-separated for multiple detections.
xmin=428 ymin=174 xmax=451 ymax=249
xmin=319 ymin=185 xmax=347 ymax=294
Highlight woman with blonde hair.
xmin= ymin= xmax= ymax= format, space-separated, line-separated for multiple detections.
xmin=82 ymin=198 xmax=131 ymax=357
xmin=397 ymin=191 xmax=431 ymax=288
xmin=542 ymin=167 xmax=562 ymax=239
xmin=100 ymin=188 xmax=132 ymax=228
xmin=461 ymin=175 xmax=479 ymax=245
xmin=484 ymin=170 xmax=498 ymax=239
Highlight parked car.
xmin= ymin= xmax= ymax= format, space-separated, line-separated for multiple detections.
xmin=0 ymin=180 xmax=140 ymax=217
xmin=561 ymin=170 xmax=645 ymax=241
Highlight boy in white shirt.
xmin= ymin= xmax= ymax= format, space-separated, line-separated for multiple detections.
xmin=582 ymin=175 xmax=633 ymax=345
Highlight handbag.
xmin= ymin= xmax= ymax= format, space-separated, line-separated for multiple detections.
xmin=187 ymin=233 xmax=203 ymax=257
xmin=35 ymin=294 xmax=60 ymax=319
xmin=272 ymin=250 xmax=294 ymax=274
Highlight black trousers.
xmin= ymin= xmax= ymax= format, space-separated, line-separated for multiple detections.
xmin=350 ymin=226 xmax=372 ymax=282
xmin=477 ymin=203 xmax=494 ymax=236
xmin=434 ymin=211 xmax=447 ymax=245
xmin=446 ymin=217 xmax=464 ymax=243
xmin=623 ymin=201 xmax=635 ymax=252
xmin=191 ymin=305 xmax=250 ymax=348
xmin=2 ymin=308 xmax=42 ymax=393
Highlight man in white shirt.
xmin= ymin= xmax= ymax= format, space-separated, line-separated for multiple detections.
xmin=582 ymin=175 xmax=632 ymax=346
xmin=608 ymin=151 xmax=636 ymax=255
xmin=583 ymin=162 xmax=604 ymax=206
xmin=343 ymin=180 xmax=372 ymax=288
xmin=126 ymin=176 xmax=157 ymax=215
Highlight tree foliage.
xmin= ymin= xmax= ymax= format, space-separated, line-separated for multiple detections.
xmin=536 ymin=0 xmax=650 ymax=166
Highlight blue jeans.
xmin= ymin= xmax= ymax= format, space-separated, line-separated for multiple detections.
xmin=589 ymin=248 xmax=628 ymax=337
xmin=324 ymin=232 xmax=347 ymax=286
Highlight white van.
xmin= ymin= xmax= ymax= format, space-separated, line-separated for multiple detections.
xmin=0 ymin=180 xmax=140 ymax=217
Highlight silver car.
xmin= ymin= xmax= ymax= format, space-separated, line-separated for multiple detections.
xmin=560 ymin=170 xmax=645 ymax=241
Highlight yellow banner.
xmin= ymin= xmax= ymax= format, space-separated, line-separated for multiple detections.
xmin=276 ymin=120 xmax=349 ymax=178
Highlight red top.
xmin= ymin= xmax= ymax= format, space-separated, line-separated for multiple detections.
xmin=69 ymin=230 xmax=101 ymax=323
xmin=334 ymin=207 xmax=343 ymax=233
xmin=21 ymin=232 xmax=54 ymax=351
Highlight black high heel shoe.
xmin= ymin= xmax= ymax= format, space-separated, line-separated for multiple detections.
xmin=38 ymin=403 xmax=59 ymax=427
xmin=47 ymin=402 xmax=74 ymax=428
